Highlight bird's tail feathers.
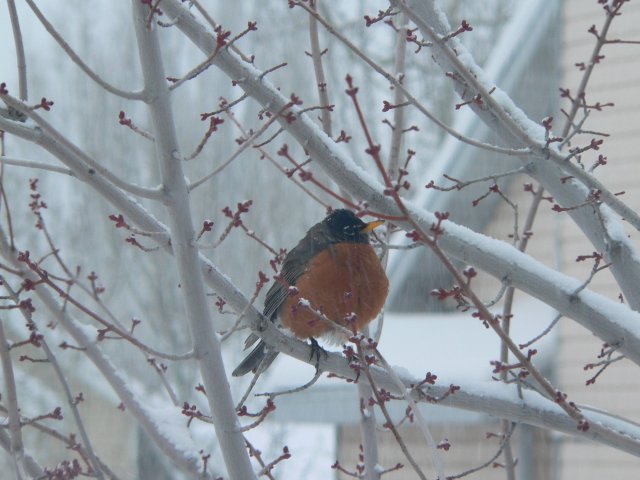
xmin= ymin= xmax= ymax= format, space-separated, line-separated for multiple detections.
xmin=232 ymin=341 xmax=279 ymax=377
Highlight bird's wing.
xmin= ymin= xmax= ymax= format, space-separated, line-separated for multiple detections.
xmin=264 ymin=222 xmax=330 ymax=320
xmin=242 ymin=223 xmax=329 ymax=351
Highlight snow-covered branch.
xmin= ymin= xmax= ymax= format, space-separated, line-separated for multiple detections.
xmin=129 ymin=2 xmax=255 ymax=478
xmin=220 ymin=300 xmax=640 ymax=456
xmin=0 ymin=5 xmax=638 ymax=452
xmin=160 ymin=0 xmax=640 ymax=366
xmin=3 ymin=2 xmax=640 ymax=475
xmin=395 ymin=0 xmax=640 ymax=310
xmin=0 ymin=228 xmax=213 ymax=479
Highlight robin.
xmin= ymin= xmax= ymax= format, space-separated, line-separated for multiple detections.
xmin=232 ymin=209 xmax=389 ymax=376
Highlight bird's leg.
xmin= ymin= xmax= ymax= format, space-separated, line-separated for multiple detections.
xmin=308 ymin=337 xmax=328 ymax=372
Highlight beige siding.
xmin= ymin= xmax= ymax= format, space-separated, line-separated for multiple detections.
xmin=336 ymin=1 xmax=640 ymax=478
xmin=440 ymin=3 xmax=640 ymax=480
xmin=488 ymin=0 xmax=640 ymax=478
xmin=338 ymin=423 xmax=551 ymax=480
xmin=559 ymin=0 xmax=640 ymax=476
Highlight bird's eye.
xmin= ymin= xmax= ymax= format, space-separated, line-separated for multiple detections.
xmin=343 ymin=225 xmax=356 ymax=236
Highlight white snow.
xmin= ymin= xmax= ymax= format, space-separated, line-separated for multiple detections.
xmin=228 ymin=297 xmax=559 ymax=478
xmin=257 ymin=297 xmax=557 ymax=390
xmin=244 ymin=422 xmax=336 ymax=480
xmin=438 ymin=0 xmax=551 ymax=145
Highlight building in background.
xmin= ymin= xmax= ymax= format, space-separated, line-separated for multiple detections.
xmin=269 ymin=1 xmax=640 ymax=478
xmin=1 ymin=1 xmax=639 ymax=478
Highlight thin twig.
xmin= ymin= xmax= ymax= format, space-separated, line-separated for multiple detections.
xmin=223 ymin=110 xmax=330 ymax=209
xmin=354 ymin=325 xmax=381 ymax=480
xmin=308 ymin=1 xmax=332 ymax=137
xmin=0 ymin=156 xmax=75 ymax=176
xmin=189 ymin=0 xmax=256 ymax=64
xmin=0 ymin=313 xmax=27 ymax=477
xmin=426 ymin=167 xmax=526 ymax=192
xmin=24 ymin=0 xmax=144 ymax=101
xmin=359 ymin=347 xmax=429 ymax=480
xmin=1 ymin=94 xmax=163 ymax=200
xmin=447 ymin=423 xmax=517 ymax=479
xmin=375 ymin=348 xmax=445 ymax=479
xmin=188 ymin=112 xmax=281 ymax=191
xmin=386 ymin=11 xmax=409 ymax=182
xmin=7 ymin=0 xmax=28 ymax=101
xmin=243 ymin=438 xmax=276 ymax=480
xmin=292 ymin=1 xmax=530 ymax=158
xmin=559 ymin=5 xmax=620 ymax=139
xmin=0 ymin=157 xmax=16 ymax=251
xmin=257 ymin=369 xmax=322 ymax=400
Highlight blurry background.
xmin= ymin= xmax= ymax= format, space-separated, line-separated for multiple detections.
xmin=1 ymin=0 xmax=639 ymax=478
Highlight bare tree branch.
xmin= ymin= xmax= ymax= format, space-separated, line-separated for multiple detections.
xmin=24 ymin=0 xmax=145 ymax=101
xmin=6 ymin=0 xmax=27 ymax=101
xmin=160 ymin=0 xmax=640 ymax=367
xmin=0 ymin=227 xmax=214 ymax=480
xmin=130 ymin=3 xmax=256 ymax=478
xmin=395 ymin=0 xmax=640 ymax=309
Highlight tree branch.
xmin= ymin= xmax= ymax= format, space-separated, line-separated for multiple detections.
xmin=159 ymin=0 xmax=640 ymax=366
xmin=1 ymin=276 xmax=105 ymax=480
xmin=130 ymin=3 xmax=256 ymax=478
xmin=293 ymin=1 xmax=530 ymax=158
xmin=395 ymin=0 xmax=640 ymax=310
xmin=0 ymin=156 xmax=75 ymax=176
xmin=24 ymin=0 xmax=145 ymax=101
xmin=0 ymin=227 xmax=214 ymax=480
xmin=6 ymin=0 xmax=28 ymax=101
xmin=0 ymin=311 xmax=28 ymax=478
xmin=0 ymin=94 xmax=164 ymax=200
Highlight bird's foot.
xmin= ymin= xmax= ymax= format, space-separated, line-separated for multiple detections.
xmin=309 ymin=337 xmax=328 ymax=372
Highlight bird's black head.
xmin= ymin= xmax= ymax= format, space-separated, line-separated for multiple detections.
xmin=323 ymin=209 xmax=384 ymax=244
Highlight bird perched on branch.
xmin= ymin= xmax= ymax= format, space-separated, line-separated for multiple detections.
xmin=232 ymin=209 xmax=389 ymax=376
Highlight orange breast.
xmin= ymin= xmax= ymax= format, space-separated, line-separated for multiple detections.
xmin=280 ymin=243 xmax=389 ymax=339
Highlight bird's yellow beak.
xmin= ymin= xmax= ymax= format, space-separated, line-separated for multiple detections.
xmin=360 ymin=219 xmax=385 ymax=233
